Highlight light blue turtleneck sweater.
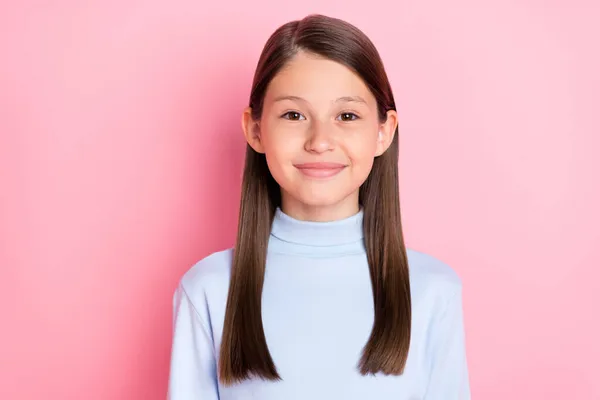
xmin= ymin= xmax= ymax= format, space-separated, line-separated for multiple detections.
xmin=167 ymin=208 xmax=470 ymax=399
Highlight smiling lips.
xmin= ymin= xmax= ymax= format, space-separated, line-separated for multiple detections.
xmin=294 ymin=162 xmax=347 ymax=178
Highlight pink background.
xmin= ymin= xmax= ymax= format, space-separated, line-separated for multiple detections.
xmin=1 ymin=1 xmax=599 ymax=399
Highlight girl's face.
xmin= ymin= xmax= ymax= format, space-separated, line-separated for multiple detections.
xmin=243 ymin=51 xmax=397 ymax=221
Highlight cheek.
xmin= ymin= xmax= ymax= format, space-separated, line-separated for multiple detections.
xmin=261 ymin=119 xmax=305 ymax=161
xmin=346 ymin=133 xmax=378 ymax=165
xmin=343 ymin=134 xmax=378 ymax=185
xmin=260 ymin=125 xmax=300 ymax=184
xmin=263 ymin=133 xmax=295 ymax=165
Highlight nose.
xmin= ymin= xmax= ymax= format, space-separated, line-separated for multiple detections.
xmin=304 ymin=119 xmax=334 ymax=154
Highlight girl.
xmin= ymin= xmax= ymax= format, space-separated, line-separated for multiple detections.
xmin=168 ymin=14 xmax=470 ymax=400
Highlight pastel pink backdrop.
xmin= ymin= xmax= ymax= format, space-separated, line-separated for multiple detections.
xmin=1 ymin=1 xmax=598 ymax=399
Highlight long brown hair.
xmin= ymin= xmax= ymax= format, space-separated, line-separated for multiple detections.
xmin=219 ymin=14 xmax=411 ymax=385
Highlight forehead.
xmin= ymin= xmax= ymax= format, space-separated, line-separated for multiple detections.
xmin=264 ymin=51 xmax=375 ymax=105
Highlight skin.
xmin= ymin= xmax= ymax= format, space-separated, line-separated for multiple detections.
xmin=242 ymin=50 xmax=398 ymax=222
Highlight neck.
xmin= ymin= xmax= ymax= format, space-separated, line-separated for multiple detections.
xmin=280 ymin=191 xmax=360 ymax=222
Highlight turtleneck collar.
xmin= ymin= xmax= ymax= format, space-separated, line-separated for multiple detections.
xmin=268 ymin=207 xmax=365 ymax=256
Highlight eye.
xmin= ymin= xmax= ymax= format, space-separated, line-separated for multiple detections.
xmin=337 ymin=112 xmax=359 ymax=122
xmin=281 ymin=111 xmax=306 ymax=121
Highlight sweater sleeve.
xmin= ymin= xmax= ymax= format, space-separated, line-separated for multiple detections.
xmin=424 ymin=287 xmax=471 ymax=400
xmin=167 ymin=284 xmax=220 ymax=400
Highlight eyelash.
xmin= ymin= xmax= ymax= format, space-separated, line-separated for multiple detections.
xmin=280 ymin=111 xmax=360 ymax=122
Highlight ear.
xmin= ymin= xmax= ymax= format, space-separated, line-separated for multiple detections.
xmin=375 ymin=110 xmax=398 ymax=157
xmin=241 ymin=106 xmax=265 ymax=154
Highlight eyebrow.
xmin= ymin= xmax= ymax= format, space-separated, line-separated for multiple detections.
xmin=272 ymin=95 xmax=367 ymax=104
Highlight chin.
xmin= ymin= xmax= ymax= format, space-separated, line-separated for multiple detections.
xmin=294 ymin=188 xmax=356 ymax=209
xmin=278 ymin=177 xmax=360 ymax=210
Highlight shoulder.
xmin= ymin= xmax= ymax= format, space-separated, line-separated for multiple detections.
xmin=406 ymin=248 xmax=463 ymax=299
xmin=177 ymin=247 xmax=233 ymax=302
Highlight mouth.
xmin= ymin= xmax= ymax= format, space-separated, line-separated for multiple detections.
xmin=293 ymin=162 xmax=348 ymax=179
